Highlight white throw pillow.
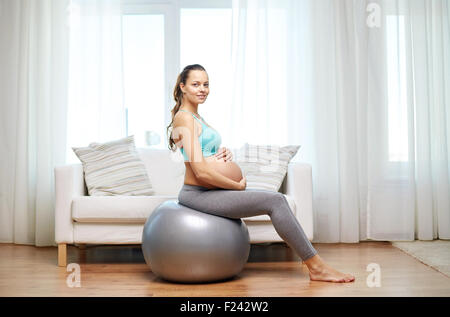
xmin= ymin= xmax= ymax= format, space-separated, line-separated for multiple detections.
xmin=72 ymin=135 xmax=155 ymax=196
xmin=234 ymin=143 xmax=301 ymax=192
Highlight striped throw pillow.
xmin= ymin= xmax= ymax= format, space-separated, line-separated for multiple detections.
xmin=234 ymin=143 xmax=301 ymax=192
xmin=72 ymin=135 xmax=155 ymax=196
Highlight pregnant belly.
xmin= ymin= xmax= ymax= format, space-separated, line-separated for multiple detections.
xmin=205 ymin=157 xmax=243 ymax=183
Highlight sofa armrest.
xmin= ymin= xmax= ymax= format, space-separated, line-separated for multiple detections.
xmin=54 ymin=163 xmax=86 ymax=244
xmin=285 ymin=162 xmax=314 ymax=241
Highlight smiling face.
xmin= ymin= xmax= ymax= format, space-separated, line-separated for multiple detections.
xmin=180 ymin=70 xmax=209 ymax=104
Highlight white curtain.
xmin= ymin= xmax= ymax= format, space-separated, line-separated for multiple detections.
xmin=230 ymin=0 xmax=290 ymax=147
xmin=0 ymin=0 xmax=70 ymax=246
xmin=0 ymin=0 xmax=124 ymax=246
xmin=65 ymin=0 xmax=125 ymax=164
xmin=231 ymin=0 xmax=450 ymax=242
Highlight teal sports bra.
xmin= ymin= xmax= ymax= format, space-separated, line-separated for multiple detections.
xmin=178 ymin=109 xmax=222 ymax=161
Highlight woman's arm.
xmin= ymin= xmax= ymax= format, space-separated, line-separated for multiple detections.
xmin=197 ymin=167 xmax=244 ymax=190
xmin=173 ymin=113 xmax=243 ymax=190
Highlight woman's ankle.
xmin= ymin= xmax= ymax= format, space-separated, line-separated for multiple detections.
xmin=303 ymin=254 xmax=324 ymax=272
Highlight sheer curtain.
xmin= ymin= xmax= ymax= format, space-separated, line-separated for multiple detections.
xmin=405 ymin=0 xmax=450 ymax=240
xmin=0 ymin=0 xmax=124 ymax=246
xmin=231 ymin=0 xmax=450 ymax=242
xmin=230 ymin=0 xmax=289 ymax=147
xmin=65 ymin=0 xmax=126 ymax=164
xmin=0 ymin=0 xmax=70 ymax=246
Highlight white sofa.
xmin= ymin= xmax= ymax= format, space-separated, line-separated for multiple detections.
xmin=54 ymin=148 xmax=314 ymax=266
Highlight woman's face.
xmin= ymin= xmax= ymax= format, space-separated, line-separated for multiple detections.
xmin=180 ymin=70 xmax=209 ymax=104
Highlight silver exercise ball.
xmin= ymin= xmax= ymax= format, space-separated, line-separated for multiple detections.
xmin=141 ymin=200 xmax=250 ymax=283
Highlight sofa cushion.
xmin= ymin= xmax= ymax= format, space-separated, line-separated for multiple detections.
xmin=137 ymin=148 xmax=186 ymax=196
xmin=71 ymin=194 xmax=296 ymax=223
xmin=234 ymin=143 xmax=300 ymax=192
xmin=72 ymin=135 xmax=155 ymax=196
xmin=72 ymin=196 xmax=177 ymax=223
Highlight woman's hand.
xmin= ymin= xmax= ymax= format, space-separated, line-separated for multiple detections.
xmin=237 ymin=176 xmax=247 ymax=191
xmin=215 ymin=147 xmax=233 ymax=162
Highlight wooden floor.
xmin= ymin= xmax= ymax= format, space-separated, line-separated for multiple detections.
xmin=1 ymin=241 xmax=449 ymax=297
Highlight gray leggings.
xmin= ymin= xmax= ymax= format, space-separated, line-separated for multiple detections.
xmin=177 ymin=184 xmax=318 ymax=261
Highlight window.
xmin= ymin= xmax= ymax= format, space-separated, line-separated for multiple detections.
xmin=180 ymin=7 xmax=232 ymax=142
xmin=386 ymin=15 xmax=408 ymax=162
xmin=122 ymin=14 xmax=165 ymax=148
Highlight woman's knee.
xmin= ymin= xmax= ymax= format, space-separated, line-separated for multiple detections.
xmin=265 ymin=192 xmax=287 ymax=212
xmin=272 ymin=191 xmax=286 ymax=202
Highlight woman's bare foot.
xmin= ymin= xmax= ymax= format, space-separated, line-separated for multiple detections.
xmin=304 ymin=254 xmax=355 ymax=283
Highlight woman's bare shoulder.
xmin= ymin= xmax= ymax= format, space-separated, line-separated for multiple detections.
xmin=173 ymin=111 xmax=200 ymax=136
xmin=173 ymin=111 xmax=192 ymax=125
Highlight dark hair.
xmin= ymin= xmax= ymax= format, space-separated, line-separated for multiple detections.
xmin=166 ymin=64 xmax=207 ymax=151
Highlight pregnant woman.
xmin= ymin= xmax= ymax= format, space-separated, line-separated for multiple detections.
xmin=166 ymin=64 xmax=355 ymax=283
